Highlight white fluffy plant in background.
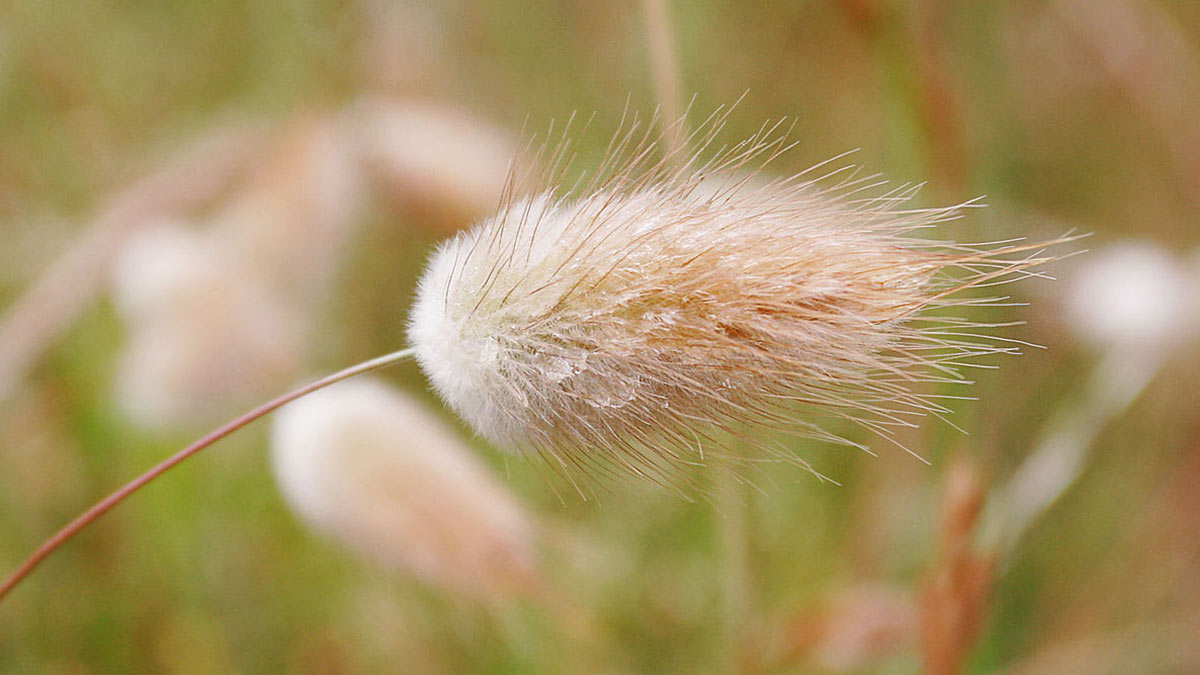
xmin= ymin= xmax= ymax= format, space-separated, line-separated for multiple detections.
xmin=107 ymin=106 xmax=520 ymax=431
xmin=408 ymin=117 xmax=1067 ymax=486
xmin=109 ymin=117 xmax=362 ymax=429
xmin=111 ymin=221 xmax=307 ymax=428
xmin=983 ymin=240 xmax=1199 ymax=552
xmin=1063 ymin=241 xmax=1197 ymax=353
xmin=352 ymin=96 xmax=519 ymax=233
xmin=270 ymin=377 xmax=540 ymax=601
xmin=205 ymin=116 xmax=363 ymax=305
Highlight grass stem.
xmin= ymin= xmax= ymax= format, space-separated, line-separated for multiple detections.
xmin=0 ymin=347 xmax=415 ymax=603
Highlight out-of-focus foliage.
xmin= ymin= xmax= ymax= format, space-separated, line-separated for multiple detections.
xmin=3 ymin=1 xmax=1200 ymax=673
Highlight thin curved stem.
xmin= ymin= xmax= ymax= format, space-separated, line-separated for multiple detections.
xmin=0 ymin=347 xmax=415 ymax=603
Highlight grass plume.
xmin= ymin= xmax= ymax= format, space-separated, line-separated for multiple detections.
xmin=409 ymin=111 xmax=1072 ymax=489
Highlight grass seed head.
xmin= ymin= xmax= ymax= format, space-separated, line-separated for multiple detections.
xmin=355 ymin=97 xmax=518 ymax=232
xmin=408 ymin=114 xmax=1064 ymax=484
xmin=1063 ymin=240 xmax=1195 ymax=352
xmin=270 ymin=378 xmax=539 ymax=599
xmin=112 ymin=221 xmax=305 ymax=428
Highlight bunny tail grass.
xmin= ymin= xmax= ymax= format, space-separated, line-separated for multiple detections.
xmin=0 ymin=347 xmax=415 ymax=603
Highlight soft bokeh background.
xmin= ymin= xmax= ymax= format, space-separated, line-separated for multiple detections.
xmin=3 ymin=1 xmax=1200 ymax=673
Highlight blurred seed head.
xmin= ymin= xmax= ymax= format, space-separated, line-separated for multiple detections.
xmin=270 ymin=378 xmax=539 ymax=600
xmin=111 ymin=218 xmax=212 ymax=318
xmin=112 ymin=221 xmax=305 ymax=428
xmin=354 ymin=97 xmax=518 ymax=232
xmin=208 ymin=116 xmax=363 ymax=304
xmin=109 ymin=117 xmax=363 ymax=429
xmin=408 ymin=117 xmax=1062 ymax=483
xmin=1063 ymin=240 xmax=1196 ymax=352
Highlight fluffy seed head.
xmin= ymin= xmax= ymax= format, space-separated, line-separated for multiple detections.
xmin=408 ymin=116 xmax=1063 ymax=481
xmin=110 ymin=118 xmax=360 ymax=429
xmin=270 ymin=378 xmax=539 ymax=599
xmin=354 ymin=97 xmax=518 ymax=231
xmin=1063 ymin=240 xmax=1196 ymax=352
xmin=112 ymin=221 xmax=304 ymax=428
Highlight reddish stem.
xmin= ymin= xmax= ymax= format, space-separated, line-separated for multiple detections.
xmin=0 ymin=348 xmax=414 ymax=603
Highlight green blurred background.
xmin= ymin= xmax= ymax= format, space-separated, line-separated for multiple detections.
xmin=2 ymin=1 xmax=1199 ymax=673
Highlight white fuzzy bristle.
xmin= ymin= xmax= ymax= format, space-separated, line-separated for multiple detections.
xmin=407 ymin=116 xmax=1066 ymax=482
